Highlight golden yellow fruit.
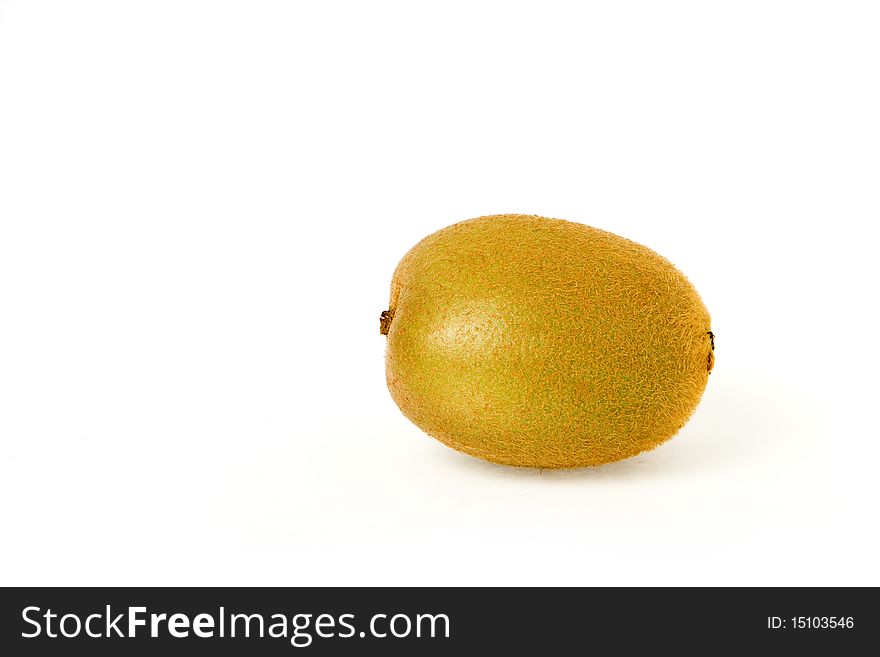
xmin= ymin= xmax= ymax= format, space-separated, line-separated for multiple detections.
xmin=381 ymin=214 xmax=713 ymax=468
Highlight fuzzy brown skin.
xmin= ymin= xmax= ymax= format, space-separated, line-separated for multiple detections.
xmin=382 ymin=214 xmax=713 ymax=468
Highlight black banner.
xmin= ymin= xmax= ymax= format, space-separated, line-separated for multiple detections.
xmin=0 ymin=587 xmax=874 ymax=654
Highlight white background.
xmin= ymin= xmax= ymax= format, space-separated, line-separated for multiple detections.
xmin=1 ymin=1 xmax=878 ymax=586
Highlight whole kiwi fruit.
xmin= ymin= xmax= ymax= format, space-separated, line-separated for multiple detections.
xmin=381 ymin=214 xmax=713 ymax=468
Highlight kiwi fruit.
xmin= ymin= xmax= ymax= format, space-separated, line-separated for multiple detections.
xmin=380 ymin=214 xmax=713 ymax=468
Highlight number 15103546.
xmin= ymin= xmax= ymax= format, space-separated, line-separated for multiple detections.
xmin=768 ymin=617 xmax=854 ymax=630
